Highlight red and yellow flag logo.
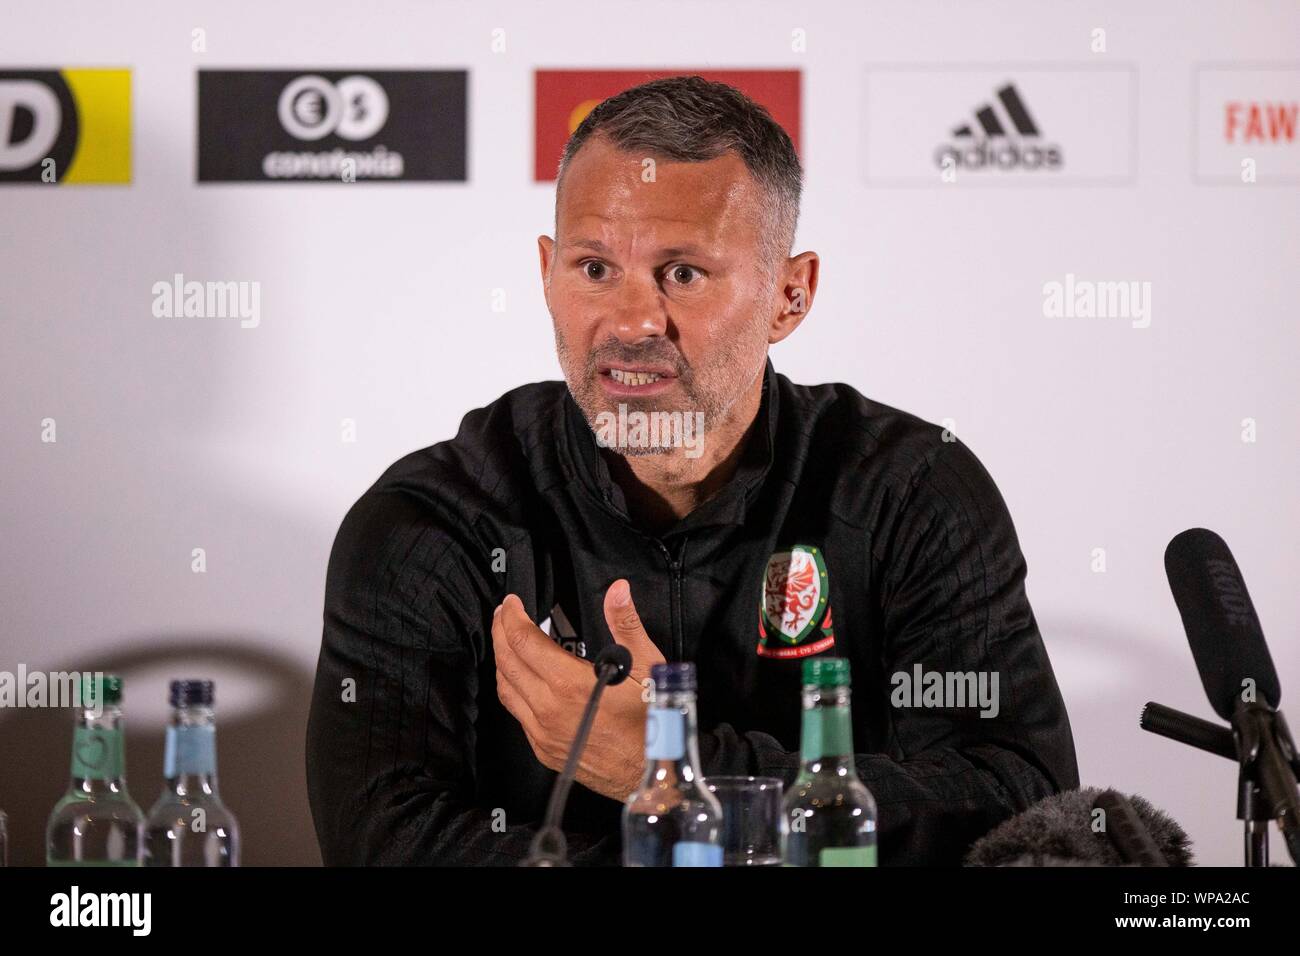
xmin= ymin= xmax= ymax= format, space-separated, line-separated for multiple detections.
xmin=534 ymin=69 xmax=801 ymax=181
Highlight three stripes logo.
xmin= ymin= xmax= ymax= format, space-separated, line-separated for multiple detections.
xmin=952 ymin=83 xmax=1039 ymax=138
xmin=935 ymin=82 xmax=1062 ymax=174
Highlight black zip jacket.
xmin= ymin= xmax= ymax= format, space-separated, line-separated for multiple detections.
xmin=306 ymin=361 xmax=1079 ymax=865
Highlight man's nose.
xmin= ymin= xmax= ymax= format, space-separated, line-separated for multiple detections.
xmin=604 ymin=273 xmax=668 ymax=343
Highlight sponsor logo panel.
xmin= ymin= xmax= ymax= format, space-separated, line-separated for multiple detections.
xmin=0 ymin=68 xmax=131 ymax=184
xmin=196 ymin=69 xmax=467 ymax=182
xmin=1195 ymin=65 xmax=1300 ymax=183
xmin=534 ymin=69 xmax=800 ymax=182
xmin=862 ymin=66 xmax=1135 ymax=185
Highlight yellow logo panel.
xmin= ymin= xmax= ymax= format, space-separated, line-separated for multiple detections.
xmin=0 ymin=68 xmax=131 ymax=184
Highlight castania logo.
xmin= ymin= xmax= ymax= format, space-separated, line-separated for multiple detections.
xmin=1224 ymin=101 xmax=1297 ymax=144
xmin=934 ymin=82 xmax=1063 ymax=173
xmin=277 ymin=74 xmax=390 ymax=142
xmin=0 ymin=70 xmax=131 ymax=183
xmin=197 ymin=69 xmax=467 ymax=183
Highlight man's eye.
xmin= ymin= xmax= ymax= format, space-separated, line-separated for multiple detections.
xmin=665 ymin=264 xmax=702 ymax=285
xmin=582 ymin=260 xmax=608 ymax=281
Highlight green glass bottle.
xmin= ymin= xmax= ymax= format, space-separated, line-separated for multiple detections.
xmin=781 ymin=658 xmax=878 ymax=866
xmin=46 ymin=674 xmax=144 ymax=866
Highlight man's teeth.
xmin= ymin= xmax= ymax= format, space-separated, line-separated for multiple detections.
xmin=609 ymin=369 xmax=663 ymax=386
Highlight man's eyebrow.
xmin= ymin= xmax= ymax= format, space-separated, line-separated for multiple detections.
xmin=657 ymin=245 xmax=712 ymax=259
xmin=561 ymin=237 xmax=714 ymax=259
xmin=563 ymin=238 xmax=613 ymax=253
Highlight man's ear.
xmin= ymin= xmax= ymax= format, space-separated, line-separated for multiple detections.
xmin=769 ymin=250 xmax=820 ymax=345
xmin=537 ymin=235 xmax=555 ymax=290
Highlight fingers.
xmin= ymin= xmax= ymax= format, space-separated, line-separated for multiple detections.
xmin=491 ymin=596 xmax=560 ymax=722
xmin=493 ymin=593 xmax=570 ymax=681
xmin=492 ymin=628 xmax=562 ymax=770
xmin=602 ymin=579 xmax=666 ymax=678
xmin=603 ymin=579 xmax=647 ymax=644
xmin=494 ymin=664 xmax=536 ymax=733
xmin=491 ymin=592 xmax=588 ymax=749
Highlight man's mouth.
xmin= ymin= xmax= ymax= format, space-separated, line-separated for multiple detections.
xmin=610 ymin=368 xmax=664 ymax=386
xmin=598 ymin=364 xmax=678 ymax=396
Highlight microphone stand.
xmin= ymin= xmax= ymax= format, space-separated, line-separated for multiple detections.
xmin=1142 ymin=700 xmax=1300 ymax=866
xmin=1240 ymin=782 xmax=1269 ymax=867
xmin=1232 ymin=699 xmax=1300 ymax=867
xmin=521 ymin=645 xmax=633 ymax=867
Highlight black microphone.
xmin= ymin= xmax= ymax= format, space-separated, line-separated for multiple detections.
xmin=964 ymin=788 xmax=1192 ymax=866
xmin=521 ymin=644 xmax=633 ymax=867
xmin=1164 ymin=528 xmax=1300 ymax=864
xmin=1140 ymin=701 xmax=1237 ymax=761
xmin=1093 ymin=789 xmax=1168 ymax=866
xmin=1164 ymin=528 xmax=1280 ymax=718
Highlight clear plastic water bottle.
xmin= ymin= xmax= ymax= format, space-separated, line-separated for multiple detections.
xmin=46 ymin=674 xmax=144 ymax=866
xmin=145 ymin=680 xmax=240 ymax=866
xmin=623 ymin=662 xmax=723 ymax=866
xmin=782 ymin=658 xmax=877 ymax=866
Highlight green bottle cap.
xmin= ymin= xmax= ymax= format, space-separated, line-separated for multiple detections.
xmin=81 ymin=673 xmax=123 ymax=707
xmin=803 ymin=657 xmax=850 ymax=688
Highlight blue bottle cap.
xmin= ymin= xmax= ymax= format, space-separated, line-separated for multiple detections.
xmin=650 ymin=662 xmax=696 ymax=693
xmin=170 ymin=679 xmax=215 ymax=707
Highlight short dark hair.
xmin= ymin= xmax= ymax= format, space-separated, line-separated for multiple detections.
xmin=556 ymin=75 xmax=803 ymax=265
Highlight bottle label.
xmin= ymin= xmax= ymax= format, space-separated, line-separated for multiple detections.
xmin=164 ymin=725 xmax=216 ymax=777
xmin=800 ymin=707 xmax=854 ymax=761
xmin=672 ymin=842 xmax=723 ymax=867
xmin=645 ymin=709 xmax=685 ymax=760
xmin=47 ymin=858 xmax=141 ymax=867
xmin=71 ymin=727 xmax=124 ymax=780
xmin=819 ymin=845 xmax=877 ymax=867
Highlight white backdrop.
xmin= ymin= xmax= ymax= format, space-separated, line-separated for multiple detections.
xmin=2 ymin=1 xmax=1297 ymax=866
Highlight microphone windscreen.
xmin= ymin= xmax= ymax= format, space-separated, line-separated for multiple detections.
xmin=593 ymin=643 xmax=633 ymax=685
xmin=1164 ymin=528 xmax=1280 ymax=719
xmin=964 ymin=787 xmax=1193 ymax=867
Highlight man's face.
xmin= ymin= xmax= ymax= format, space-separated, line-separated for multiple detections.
xmin=539 ymin=136 xmax=780 ymax=455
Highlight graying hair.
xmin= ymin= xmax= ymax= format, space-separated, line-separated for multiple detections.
xmin=555 ymin=75 xmax=803 ymax=270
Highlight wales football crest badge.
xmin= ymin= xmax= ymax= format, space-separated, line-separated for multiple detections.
xmin=757 ymin=544 xmax=836 ymax=659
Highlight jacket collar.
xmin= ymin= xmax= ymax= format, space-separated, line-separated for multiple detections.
xmin=560 ymin=358 xmax=780 ymax=533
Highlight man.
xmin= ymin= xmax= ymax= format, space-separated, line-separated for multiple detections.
xmin=305 ymin=76 xmax=1079 ymax=866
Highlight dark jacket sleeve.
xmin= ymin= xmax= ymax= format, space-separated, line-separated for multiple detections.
xmin=305 ymin=487 xmax=617 ymax=866
xmin=698 ymin=437 xmax=1079 ymax=865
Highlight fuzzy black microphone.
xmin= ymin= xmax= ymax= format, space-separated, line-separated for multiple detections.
xmin=964 ymin=787 xmax=1194 ymax=866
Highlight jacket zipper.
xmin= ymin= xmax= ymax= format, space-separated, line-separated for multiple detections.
xmin=658 ymin=538 xmax=688 ymax=661
xmin=584 ymin=482 xmax=691 ymax=661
